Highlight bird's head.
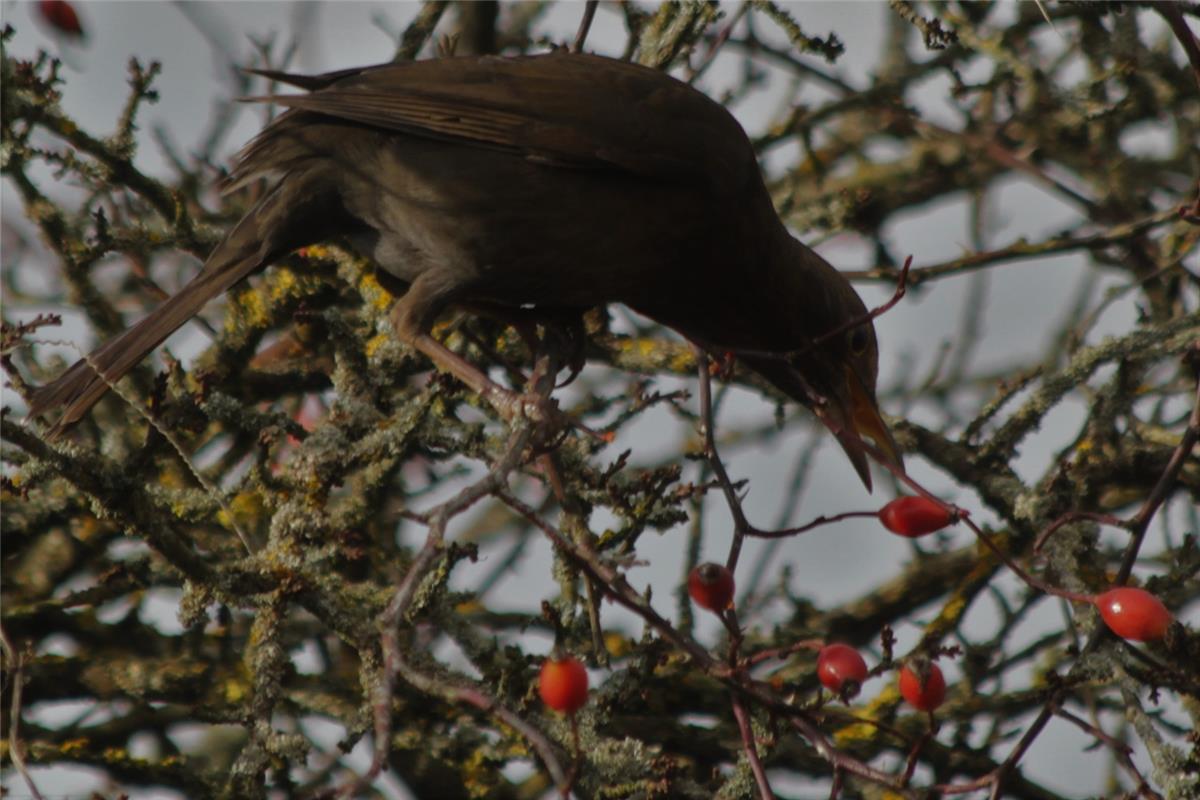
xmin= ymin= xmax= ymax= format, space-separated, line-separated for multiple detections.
xmin=742 ymin=238 xmax=903 ymax=490
xmin=802 ymin=249 xmax=903 ymax=490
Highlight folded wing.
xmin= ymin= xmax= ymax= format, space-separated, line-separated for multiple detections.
xmin=240 ymin=53 xmax=755 ymax=190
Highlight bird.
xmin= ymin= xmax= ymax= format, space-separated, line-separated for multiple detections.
xmin=27 ymin=51 xmax=902 ymax=489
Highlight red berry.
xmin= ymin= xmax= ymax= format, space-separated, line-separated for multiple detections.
xmin=879 ymin=496 xmax=954 ymax=538
xmin=1094 ymin=587 xmax=1171 ymax=642
xmin=816 ymin=644 xmax=868 ymax=694
xmin=688 ymin=562 xmax=735 ymax=612
xmin=898 ymin=662 xmax=946 ymax=712
xmin=37 ymin=0 xmax=85 ymax=38
xmin=539 ymin=656 xmax=589 ymax=714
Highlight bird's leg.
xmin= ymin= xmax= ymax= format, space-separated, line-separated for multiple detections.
xmin=552 ymin=316 xmax=588 ymax=388
xmin=508 ymin=314 xmax=610 ymax=445
xmin=389 ymin=278 xmax=562 ymax=426
xmin=530 ymin=308 xmax=588 ymax=389
xmin=461 ymin=302 xmax=589 ymax=389
xmin=408 ymin=330 xmax=533 ymax=415
xmin=709 ymin=349 xmax=737 ymax=383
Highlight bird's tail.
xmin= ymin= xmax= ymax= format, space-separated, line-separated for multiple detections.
xmin=27 ymin=177 xmax=315 ymax=436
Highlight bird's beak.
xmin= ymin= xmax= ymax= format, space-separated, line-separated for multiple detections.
xmin=819 ymin=367 xmax=903 ymax=492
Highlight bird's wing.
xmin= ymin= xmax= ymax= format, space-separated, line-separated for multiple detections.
xmin=240 ymin=53 xmax=755 ymax=189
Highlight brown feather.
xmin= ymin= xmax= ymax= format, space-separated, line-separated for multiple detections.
xmin=241 ymin=53 xmax=751 ymax=187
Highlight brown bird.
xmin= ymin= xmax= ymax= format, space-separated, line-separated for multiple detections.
xmin=28 ymin=52 xmax=901 ymax=488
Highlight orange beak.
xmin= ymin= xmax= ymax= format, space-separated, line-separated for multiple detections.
xmin=823 ymin=367 xmax=903 ymax=492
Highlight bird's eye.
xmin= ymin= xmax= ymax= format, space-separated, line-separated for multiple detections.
xmin=848 ymin=327 xmax=870 ymax=356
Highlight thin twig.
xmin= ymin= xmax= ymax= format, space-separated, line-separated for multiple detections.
xmin=730 ymin=695 xmax=777 ymax=799
xmin=1054 ymin=706 xmax=1164 ymax=800
xmin=1154 ymin=1 xmax=1200 ymax=92
xmin=1115 ymin=375 xmax=1200 ymax=584
xmin=1033 ymin=511 xmax=1126 ymax=553
xmin=693 ymin=345 xmax=755 ymax=571
xmin=689 ymin=1 xmax=750 ymax=81
xmin=743 ymin=509 xmax=881 ymax=539
xmin=572 ymin=1 xmax=599 ymax=53
xmin=938 ymin=701 xmax=1056 ymax=796
xmin=0 ymin=628 xmax=46 ymax=800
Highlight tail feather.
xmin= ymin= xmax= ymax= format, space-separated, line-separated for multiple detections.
xmin=26 ymin=172 xmax=325 ymax=435
xmin=28 ymin=251 xmax=264 ymax=435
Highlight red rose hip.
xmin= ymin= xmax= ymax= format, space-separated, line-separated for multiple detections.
xmin=539 ymin=655 xmax=589 ymax=714
xmin=37 ymin=0 xmax=85 ymax=38
xmin=817 ymin=643 xmax=869 ymax=694
xmin=898 ymin=662 xmax=946 ymax=711
xmin=879 ymin=496 xmax=954 ymax=537
xmin=1094 ymin=587 xmax=1171 ymax=642
xmin=688 ymin=562 xmax=735 ymax=612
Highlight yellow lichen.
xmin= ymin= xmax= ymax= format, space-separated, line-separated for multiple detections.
xmin=832 ymin=687 xmax=899 ymax=747
xmin=269 ymin=267 xmax=297 ymax=299
xmin=223 ymin=676 xmax=249 ymax=703
xmin=73 ymin=516 xmax=101 ymax=541
xmin=156 ymin=468 xmax=187 ymax=490
xmin=61 ymin=737 xmax=90 ymax=755
xmin=831 ymin=718 xmax=878 ymax=745
xmin=937 ymin=593 xmax=968 ymax=623
xmin=462 ymin=748 xmax=499 ymax=798
xmin=216 ymin=491 xmax=264 ymax=531
xmin=604 ymin=631 xmax=634 ymax=659
xmin=364 ymin=332 xmax=391 ymax=359
xmin=669 ymin=350 xmax=696 ymax=373
xmin=226 ymin=289 xmax=269 ymax=332
xmin=455 ymin=598 xmax=486 ymax=615
xmin=358 ymin=272 xmax=394 ymax=312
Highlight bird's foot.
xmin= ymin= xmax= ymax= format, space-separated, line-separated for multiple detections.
xmin=485 ymin=378 xmax=613 ymax=450
xmin=708 ymin=350 xmax=737 ymax=382
xmin=405 ymin=328 xmax=607 ymax=447
xmin=482 ymin=383 xmax=561 ymax=426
